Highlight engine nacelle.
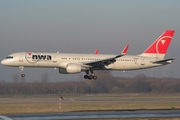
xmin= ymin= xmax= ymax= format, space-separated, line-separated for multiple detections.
xmin=59 ymin=63 xmax=81 ymax=74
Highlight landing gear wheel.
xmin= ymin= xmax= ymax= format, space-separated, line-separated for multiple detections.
xmin=93 ymin=75 xmax=97 ymax=80
xmin=19 ymin=66 xmax=25 ymax=77
xmin=21 ymin=74 xmax=25 ymax=77
xmin=84 ymin=69 xmax=98 ymax=80
xmin=88 ymin=75 xmax=93 ymax=80
xmin=84 ymin=75 xmax=89 ymax=79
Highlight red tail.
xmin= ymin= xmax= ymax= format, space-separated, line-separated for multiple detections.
xmin=141 ymin=30 xmax=175 ymax=58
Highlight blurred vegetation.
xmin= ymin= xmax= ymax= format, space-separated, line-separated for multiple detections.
xmin=1 ymin=71 xmax=180 ymax=95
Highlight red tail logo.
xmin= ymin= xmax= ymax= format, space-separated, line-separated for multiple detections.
xmin=143 ymin=30 xmax=175 ymax=54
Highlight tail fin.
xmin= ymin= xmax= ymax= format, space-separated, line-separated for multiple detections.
xmin=140 ymin=30 xmax=175 ymax=58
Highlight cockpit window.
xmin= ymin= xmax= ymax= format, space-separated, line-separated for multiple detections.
xmin=6 ymin=56 xmax=13 ymax=59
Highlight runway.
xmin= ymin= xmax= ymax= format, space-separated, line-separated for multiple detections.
xmin=1 ymin=110 xmax=180 ymax=120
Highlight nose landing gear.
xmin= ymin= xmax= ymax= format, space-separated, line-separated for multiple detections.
xmin=19 ymin=66 xmax=25 ymax=77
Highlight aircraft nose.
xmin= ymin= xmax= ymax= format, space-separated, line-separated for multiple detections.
xmin=1 ymin=59 xmax=6 ymax=65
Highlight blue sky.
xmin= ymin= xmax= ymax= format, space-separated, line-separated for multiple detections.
xmin=0 ymin=0 xmax=180 ymax=82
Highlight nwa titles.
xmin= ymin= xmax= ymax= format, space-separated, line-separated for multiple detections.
xmin=25 ymin=52 xmax=52 ymax=64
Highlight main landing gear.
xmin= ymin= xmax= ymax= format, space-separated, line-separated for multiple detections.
xmin=84 ymin=69 xmax=97 ymax=80
xmin=19 ymin=66 xmax=25 ymax=77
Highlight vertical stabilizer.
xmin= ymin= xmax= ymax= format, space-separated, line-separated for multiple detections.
xmin=140 ymin=30 xmax=175 ymax=58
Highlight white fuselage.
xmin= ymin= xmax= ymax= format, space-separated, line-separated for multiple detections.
xmin=1 ymin=52 xmax=171 ymax=72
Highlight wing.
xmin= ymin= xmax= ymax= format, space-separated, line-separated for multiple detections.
xmin=81 ymin=54 xmax=124 ymax=69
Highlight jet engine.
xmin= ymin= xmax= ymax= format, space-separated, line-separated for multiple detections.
xmin=59 ymin=63 xmax=82 ymax=74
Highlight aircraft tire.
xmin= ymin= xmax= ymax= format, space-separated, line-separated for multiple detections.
xmin=93 ymin=75 xmax=97 ymax=80
xmin=88 ymin=75 xmax=93 ymax=80
xmin=84 ymin=75 xmax=88 ymax=79
xmin=21 ymin=74 xmax=25 ymax=77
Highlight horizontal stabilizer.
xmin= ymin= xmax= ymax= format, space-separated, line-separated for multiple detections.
xmin=153 ymin=58 xmax=176 ymax=63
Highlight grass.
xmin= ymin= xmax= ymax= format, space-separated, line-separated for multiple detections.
xmin=0 ymin=94 xmax=180 ymax=115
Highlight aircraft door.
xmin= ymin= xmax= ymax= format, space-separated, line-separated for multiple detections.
xmin=141 ymin=58 xmax=145 ymax=65
xmin=19 ymin=54 xmax=23 ymax=62
xmin=52 ymin=55 xmax=57 ymax=63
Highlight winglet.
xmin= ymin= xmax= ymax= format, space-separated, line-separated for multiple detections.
xmin=121 ymin=45 xmax=129 ymax=55
xmin=94 ymin=49 xmax=99 ymax=54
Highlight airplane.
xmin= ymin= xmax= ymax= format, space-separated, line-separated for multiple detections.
xmin=1 ymin=30 xmax=175 ymax=80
